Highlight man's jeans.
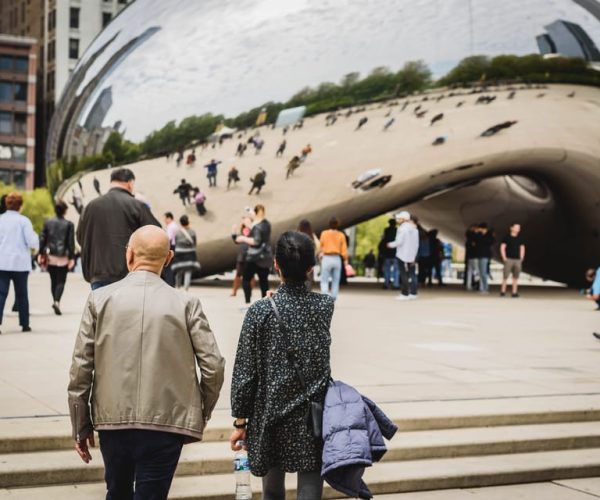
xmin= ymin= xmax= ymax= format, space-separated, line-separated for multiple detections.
xmin=398 ymin=259 xmax=417 ymax=296
xmin=0 ymin=271 xmax=29 ymax=327
xmin=383 ymin=258 xmax=399 ymax=288
xmin=478 ymin=257 xmax=490 ymax=291
xmin=466 ymin=258 xmax=479 ymax=290
xmin=99 ymin=429 xmax=184 ymax=500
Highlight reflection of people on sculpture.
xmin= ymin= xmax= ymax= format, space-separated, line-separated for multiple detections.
xmin=432 ymin=135 xmax=447 ymax=146
xmin=300 ymin=144 xmax=312 ymax=162
xmin=70 ymin=189 xmax=84 ymax=215
xmin=227 ymin=166 xmax=240 ymax=190
xmin=276 ymin=140 xmax=286 ymax=157
xmin=480 ymin=120 xmax=518 ymax=137
xmin=355 ymin=116 xmax=368 ymax=130
xmin=173 ymin=178 xmax=193 ymax=206
xmin=249 ymin=168 xmax=267 ymax=195
xmin=286 ymin=156 xmax=301 ymax=179
xmin=584 ymin=267 xmax=600 ymax=311
xmin=93 ymin=177 xmax=101 ymax=196
xmin=193 ymin=187 xmax=207 ymax=216
xmin=352 ymin=168 xmax=381 ymax=189
xmin=204 ymin=159 xmax=221 ymax=187
xmin=364 ymin=175 xmax=392 ymax=190
xmin=383 ymin=118 xmax=395 ymax=131
xmin=430 ymin=113 xmax=444 ymax=126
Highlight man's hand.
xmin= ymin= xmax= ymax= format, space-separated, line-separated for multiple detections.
xmin=75 ymin=434 xmax=95 ymax=463
xmin=68 ymin=259 xmax=75 ymax=270
xmin=230 ymin=428 xmax=247 ymax=451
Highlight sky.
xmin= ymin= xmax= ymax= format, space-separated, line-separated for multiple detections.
xmin=65 ymin=0 xmax=600 ymax=143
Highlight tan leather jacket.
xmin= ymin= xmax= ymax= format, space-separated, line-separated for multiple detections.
xmin=67 ymin=271 xmax=225 ymax=443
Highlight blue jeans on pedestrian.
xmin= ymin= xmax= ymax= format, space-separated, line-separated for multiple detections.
xmin=320 ymin=255 xmax=342 ymax=299
xmin=0 ymin=271 xmax=29 ymax=328
xmin=98 ymin=429 xmax=184 ymax=500
xmin=383 ymin=258 xmax=399 ymax=288
xmin=478 ymin=257 xmax=490 ymax=291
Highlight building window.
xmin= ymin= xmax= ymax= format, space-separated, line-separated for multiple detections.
xmin=48 ymin=39 xmax=55 ymax=61
xmin=0 ymin=56 xmax=12 ymax=71
xmin=14 ymin=113 xmax=27 ymax=136
xmin=0 ymin=112 xmax=11 ymax=134
xmin=13 ymin=170 xmax=26 ymax=189
xmin=14 ymin=82 xmax=27 ymax=102
xmin=69 ymin=7 xmax=80 ymax=29
xmin=69 ymin=38 xmax=79 ymax=60
xmin=48 ymin=9 xmax=56 ymax=31
xmin=0 ymin=144 xmax=26 ymax=162
xmin=14 ymin=57 xmax=28 ymax=73
xmin=0 ymin=169 xmax=11 ymax=184
xmin=0 ymin=82 xmax=12 ymax=102
xmin=118 ymin=0 xmax=127 ymax=3
xmin=47 ymin=70 xmax=54 ymax=92
xmin=102 ymin=12 xmax=112 ymax=27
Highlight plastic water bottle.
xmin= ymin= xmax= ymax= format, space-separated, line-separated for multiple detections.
xmin=234 ymin=440 xmax=252 ymax=500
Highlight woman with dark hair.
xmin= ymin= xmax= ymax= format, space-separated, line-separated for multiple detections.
xmin=171 ymin=215 xmax=201 ymax=290
xmin=230 ymin=231 xmax=333 ymax=500
xmin=0 ymin=192 xmax=38 ymax=334
xmin=297 ymin=218 xmax=320 ymax=288
xmin=39 ymin=201 xmax=75 ymax=315
xmin=231 ymin=214 xmax=253 ymax=297
xmin=318 ymin=217 xmax=347 ymax=299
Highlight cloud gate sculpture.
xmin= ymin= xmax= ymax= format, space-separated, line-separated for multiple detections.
xmin=47 ymin=0 xmax=600 ymax=285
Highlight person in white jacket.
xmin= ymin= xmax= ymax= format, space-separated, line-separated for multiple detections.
xmin=387 ymin=211 xmax=419 ymax=300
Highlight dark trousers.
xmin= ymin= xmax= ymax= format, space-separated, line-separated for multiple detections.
xmin=242 ymin=262 xmax=269 ymax=303
xmin=262 ymin=467 xmax=323 ymax=500
xmin=48 ymin=265 xmax=68 ymax=302
xmin=99 ymin=429 xmax=184 ymax=500
xmin=398 ymin=259 xmax=417 ymax=296
xmin=0 ymin=271 xmax=29 ymax=327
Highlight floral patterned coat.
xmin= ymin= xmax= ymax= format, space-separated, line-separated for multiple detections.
xmin=231 ymin=282 xmax=334 ymax=476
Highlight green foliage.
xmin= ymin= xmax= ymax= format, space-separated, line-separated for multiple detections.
xmin=438 ymin=53 xmax=600 ymax=87
xmin=0 ymin=182 xmax=54 ymax=233
xmin=354 ymin=215 xmax=390 ymax=274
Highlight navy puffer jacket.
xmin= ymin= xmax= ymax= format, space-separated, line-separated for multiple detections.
xmin=322 ymin=380 xmax=398 ymax=499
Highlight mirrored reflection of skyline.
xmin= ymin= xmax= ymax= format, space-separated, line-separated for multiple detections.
xmin=64 ymin=0 xmax=600 ymax=143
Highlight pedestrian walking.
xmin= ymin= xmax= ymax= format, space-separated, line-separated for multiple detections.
xmin=231 ymin=215 xmax=253 ymax=297
xmin=319 ymin=217 xmax=348 ymax=300
xmin=500 ymin=223 xmax=525 ymax=297
xmin=355 ymin=117 xmax=368 ymax=130
xmin=473 ymin=223 xmax=494 ymax=292
xmin=249 ymin=168 xmax=267 ymax=195
xmin=387 ymin=211 xmax=419 ymax=300
xmin=464 ymin=224 xmax=478 ymax=290
xmin=163 ymin=212 xmax=178 ymax=287
xmin=233 ymin=204 xmax=272 ymax=304
xmin=172 ymin=215 xmax=201 ymax=290
xmin=70 ymin=189 xmax=84 ymax=215
xmin=76 ymin=168 xmax=161 ymax=289
xmin=68 ymin=226 xmax=225 ymax=500
xmin=297 ymin=218 xmax=321 ymax=288
xmin=0 ymin=192 xmax=38 ymax=333
xmin=299 ymin=144 xmax=312 ymax=163
xmin=204 ymin=159 xmax=221 ymax=187
xmin=173 ymin=178 xmax=193 ymax=206
xmin=380 ymin=218 xmax=399 ymax=289
xmin=585 ymin=267 xmax=600 ymax=310
xmin=193 ymin=187 xmax=207 ymax=215
xmin=383 ymin=118 xmax=395 ymax=131
xmin=428 ymin=229 xmax=444 ymax=286
xmin=38 ymin=201 xmax=75 ymax=315
xmin=363 ymin=250 xmax=376 ymax=277
xmin=230 ymin=230 xmax=332 ymax=500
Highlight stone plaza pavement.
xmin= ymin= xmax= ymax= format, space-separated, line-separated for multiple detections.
xmin=1 ymin=273 xmax=599 ymax=498
xmin=0 ymin=273 xmax=598 ymax=419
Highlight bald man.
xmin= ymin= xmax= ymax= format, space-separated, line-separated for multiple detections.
xmin=68 ymin=226 xmax=225 ymax=499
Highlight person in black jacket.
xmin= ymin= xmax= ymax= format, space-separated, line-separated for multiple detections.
xmin=39 ymin=201 xmax=75 ymax=315
xmin=381 ymin=218 xmax=399 ymax=289
xmin=76 ymin=168 xmax=161 ymax=289
xmin=473 ymin=223 xmax=495 ymax=293
xmin=233 ymin=204 xmax=272 ymax=304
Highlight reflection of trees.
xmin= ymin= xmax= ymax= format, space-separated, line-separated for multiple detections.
xmin=438 ymin=54 xmax=600 ymax=86
xmin=139 ymin=60 xmax=432 ymax=157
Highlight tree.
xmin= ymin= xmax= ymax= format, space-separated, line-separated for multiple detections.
xmin=438 ymin=55 xmax=490 ymax=85
xmin=397 ymin=60 xmax=432 ymax=93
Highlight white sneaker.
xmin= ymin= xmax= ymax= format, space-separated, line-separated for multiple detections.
xmin=395 ymin=294 xmax=411 ymax=301
xmin=408 ymin=294 xmax=418 ymax=300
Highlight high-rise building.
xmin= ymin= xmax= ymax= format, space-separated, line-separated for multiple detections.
xmin=0 ymin=0 xmax=132 ymax=187
xmin=537 ymin=19 xmax=600 ymax=61
xmin=0 ymin=35 xmax=37 ymax=190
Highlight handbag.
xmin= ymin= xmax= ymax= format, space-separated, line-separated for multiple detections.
xmin=269 ymin=297 xmax=324 ymax=440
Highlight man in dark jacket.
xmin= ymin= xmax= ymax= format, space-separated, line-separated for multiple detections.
xmin=381 ymin=218 xmax=398 ymax=289
xmin=76 ymin=168 xmax=160 ymax=289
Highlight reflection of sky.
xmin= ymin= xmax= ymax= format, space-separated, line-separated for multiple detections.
xmin=71 ymin=0 xmax=600 ymax=142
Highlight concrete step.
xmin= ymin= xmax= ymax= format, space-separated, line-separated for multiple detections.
xmin=2 ymin=394 xmax=600 ymax=454
xmin=2 ymin=448 xmax=600 ymax=499
xmin=2 ymin=421 xmax=600 ymax=488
